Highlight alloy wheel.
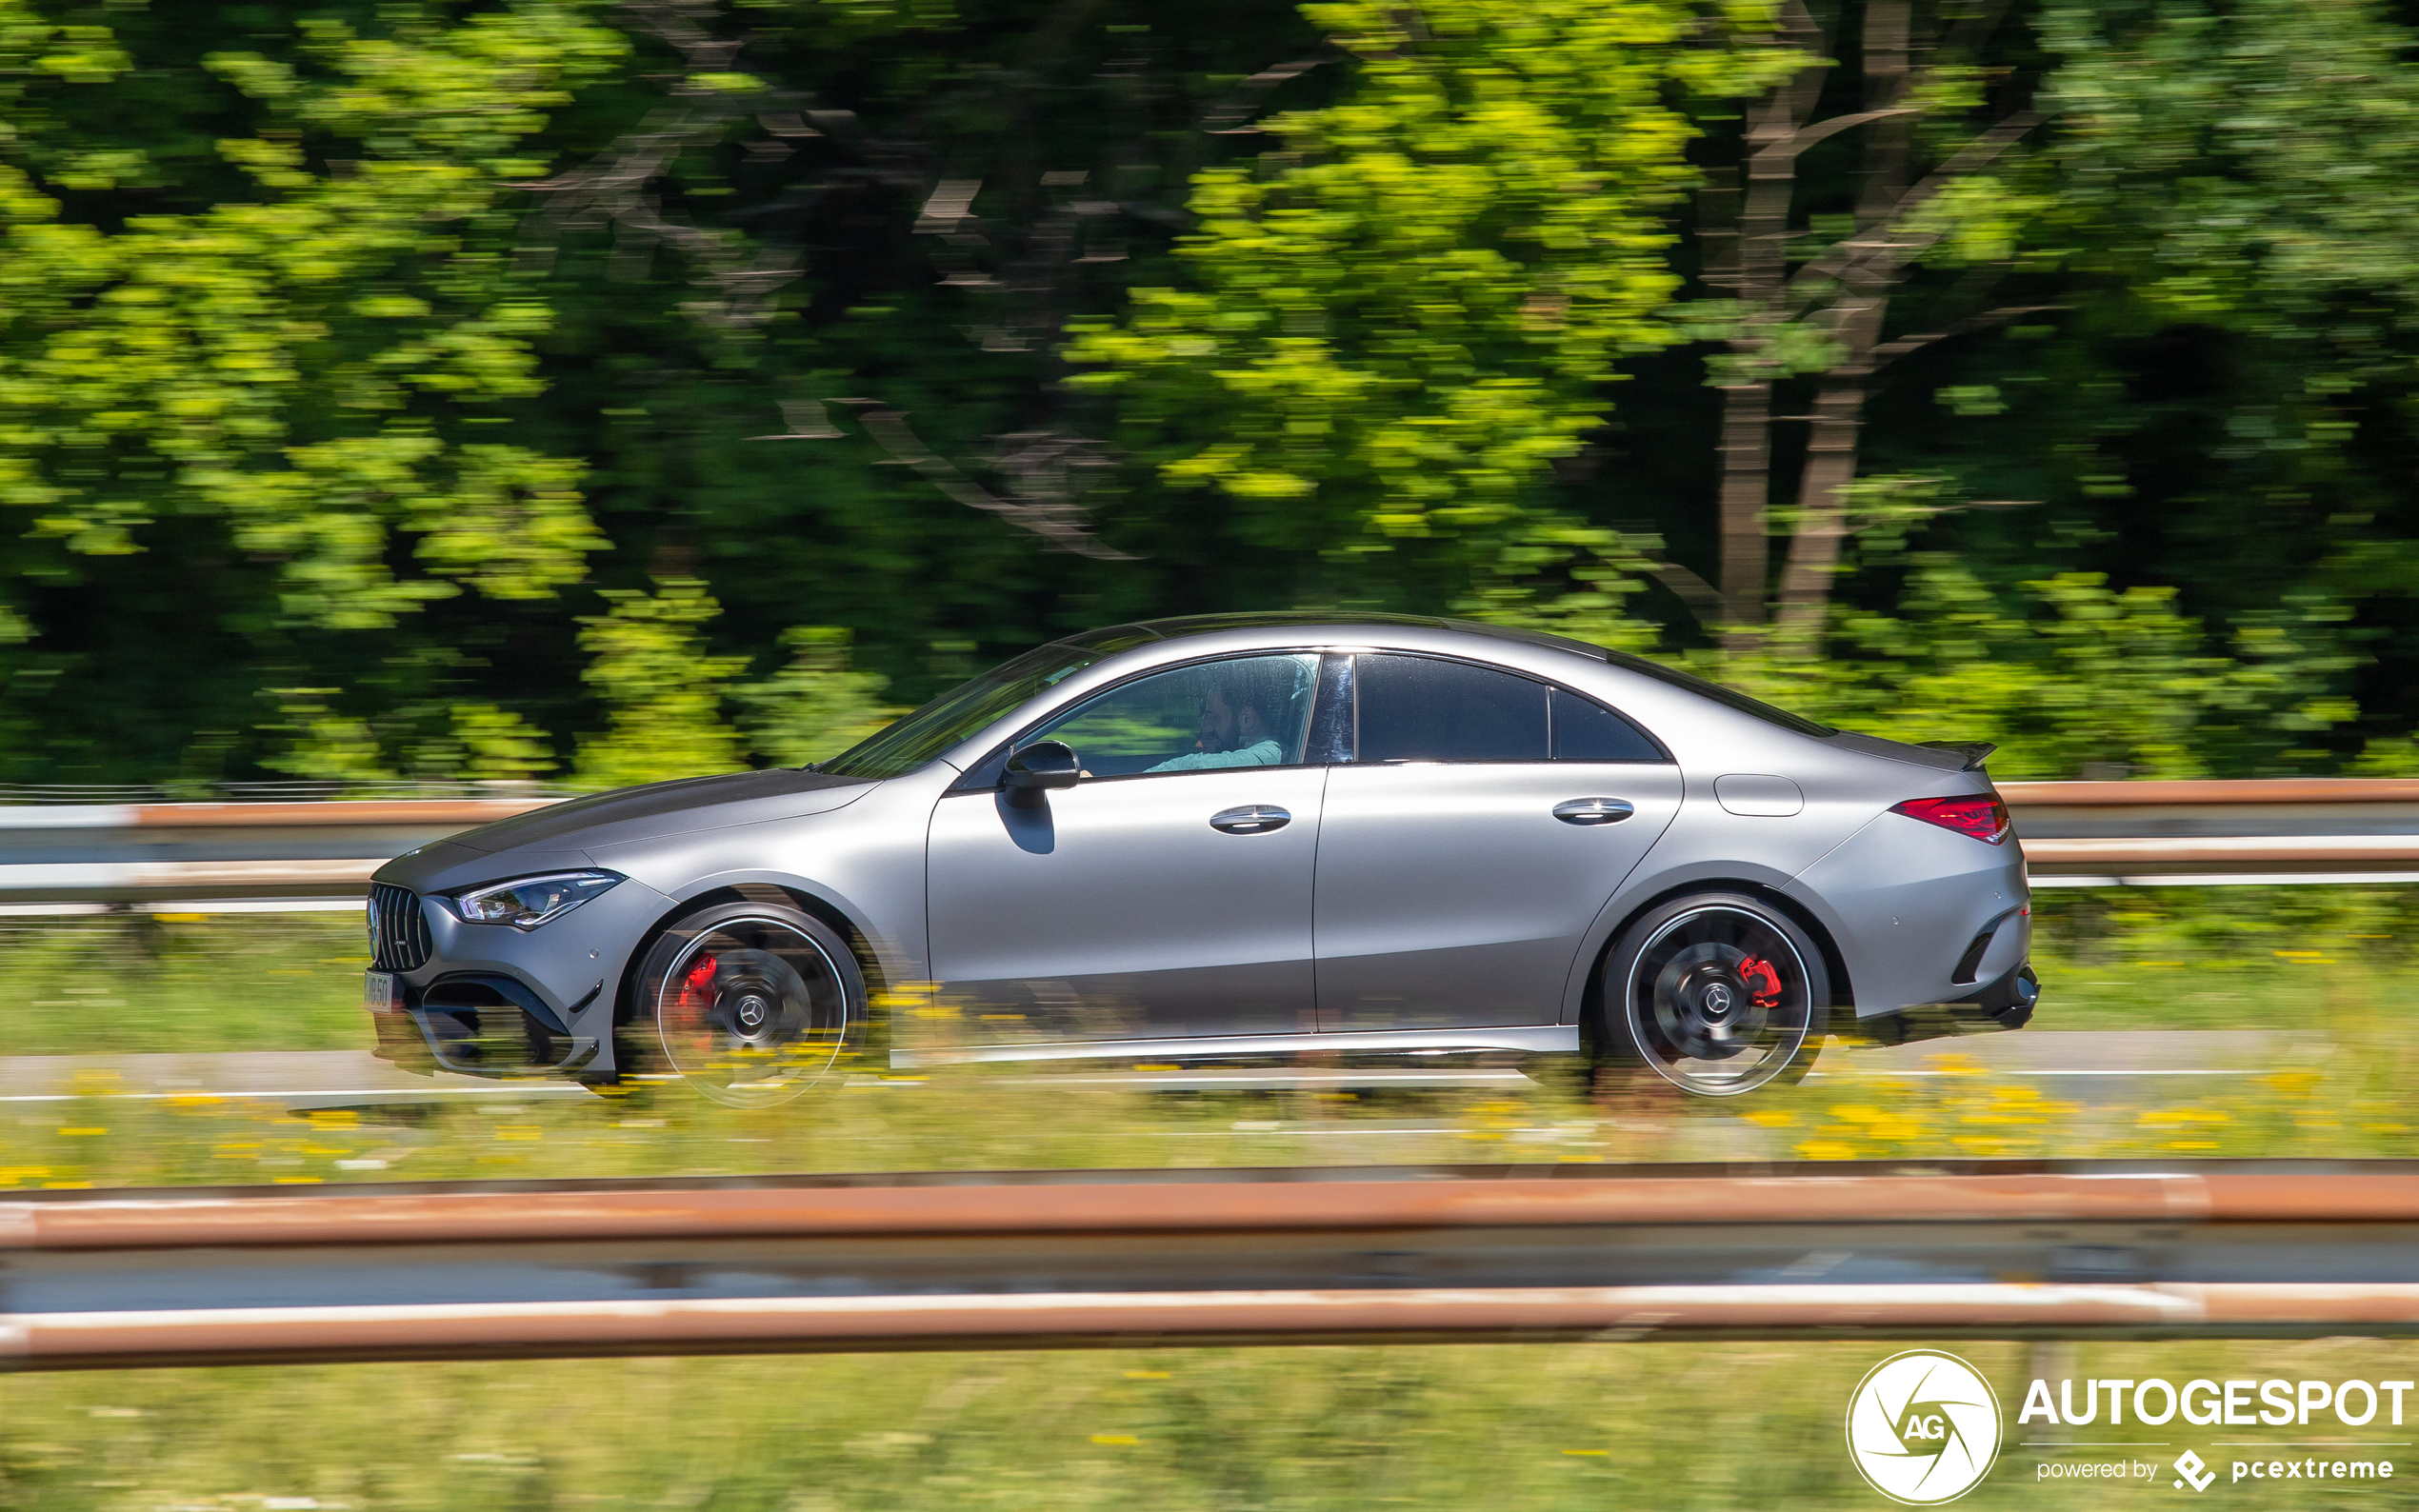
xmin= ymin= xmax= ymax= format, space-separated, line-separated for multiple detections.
xmin=1624 ymin=903 xmax=1818 ymax=1096
xmin=654 ymin=915 xmax=851 ymax=1106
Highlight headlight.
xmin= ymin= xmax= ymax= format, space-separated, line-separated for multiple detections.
xmin=448 ymin=871 xmax=622 ymax=930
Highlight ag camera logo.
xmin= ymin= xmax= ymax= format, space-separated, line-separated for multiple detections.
xmin=1847 ymin=1350 xmax=2003 ymax=1504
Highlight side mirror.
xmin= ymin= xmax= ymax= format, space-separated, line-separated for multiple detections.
xmin=1002 ymin=740 xmax=1081 ymax=804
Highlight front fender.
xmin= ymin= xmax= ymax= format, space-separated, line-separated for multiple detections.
xmin=585 ymin=785 xmax=936 ymax=992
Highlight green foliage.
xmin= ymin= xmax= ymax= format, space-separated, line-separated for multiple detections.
xmin=734 ymin=626 xmax=898 ymax=767
xmin=257 ymin=688 xmax=396 ymax=786
xmin=1455 ymin=517 xmax=1667 ymax=654
xmin=1463 ymin=514 xmax=2362 ymax=778
xmin=573 ymin=579 xmax=750 ymax=789
xmin=0 ymin=2 xmax=622 ymax=632
xmin=1070 ymin=0 xmax=1801 ymax=563
xmin=2040 ymin=0 xmax=2419 ymax=329
xmin=1 ymin=0 xmax=2418 ymax=787
xmin=1792 ymin=567 xmax=2354 ymax=779
xmin=259 ymin=686 xmax=560 ymax=785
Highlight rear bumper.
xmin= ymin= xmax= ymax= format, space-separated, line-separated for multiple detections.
xmin=1853 ymin=960 xmax=2041 ymax=1047
xmin=1784 ymin=812 xmax=2031 ymax=1016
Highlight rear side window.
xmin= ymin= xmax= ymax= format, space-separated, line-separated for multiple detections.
xmin=1550 ymin=687 xmax=1664 ymax=762
xmin=1356 ymin=656 xmax=1548 ymax=763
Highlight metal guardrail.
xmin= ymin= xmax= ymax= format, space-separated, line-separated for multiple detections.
xmin=2009 ymin=779 xmax=2419 ymax=885
xmin=0 ymin=798 xmax=555 ymax=906
xmin=8 ymin=1160 xmax=2419 ymax=1368
xmin=3 ymin=780 xmax=2419 ymax=905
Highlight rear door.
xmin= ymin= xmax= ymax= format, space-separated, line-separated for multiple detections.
xmin=1312 ymin=653 xmax=1683 ymax=1030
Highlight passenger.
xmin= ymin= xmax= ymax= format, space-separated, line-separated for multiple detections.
xmin=1148 ymin=672 xmax=1289 ymax=771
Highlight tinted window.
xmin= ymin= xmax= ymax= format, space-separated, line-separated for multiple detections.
xmin=1551 ymin=688 xmax=1664 ymax=761
xmin=1029 ymin=654 xmax=1320 ymax=778
xmin=1356 ymin=656 xmax=1547 ymax=763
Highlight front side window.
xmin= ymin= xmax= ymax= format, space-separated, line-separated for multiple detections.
xmin=1027 ymin=654 xmax=1320 ymax=778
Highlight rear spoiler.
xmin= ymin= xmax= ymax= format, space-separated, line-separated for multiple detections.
xmin=1916 ymin=741 xmax=1998 ymax=771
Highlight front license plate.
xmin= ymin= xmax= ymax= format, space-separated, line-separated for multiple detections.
xmin=363 ymin=970 xmax=397 ymax=1014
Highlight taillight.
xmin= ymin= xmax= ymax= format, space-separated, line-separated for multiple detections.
xmin=1890 ymin=794 xmax=2011 ymax=845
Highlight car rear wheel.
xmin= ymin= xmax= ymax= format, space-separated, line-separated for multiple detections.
xmin=624 ymin=899 xmax=863 ymax=1107
xmin=1599 ymin=891 xmax=1829 ymax=1097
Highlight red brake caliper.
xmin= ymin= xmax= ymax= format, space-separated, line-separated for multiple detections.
xmin=675 ymin=954 xmax=718 ymax=1025
xmin=1737 ymin=955 xmax=1783 ymax=1008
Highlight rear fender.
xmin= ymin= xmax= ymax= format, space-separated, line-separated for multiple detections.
xmin=1784 ymin=811 xmax=2029 ymax=1017
xmin=1557 ymin=857 xmax=1804 ymax=1025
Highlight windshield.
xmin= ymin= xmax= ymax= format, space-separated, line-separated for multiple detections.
xmin=817 ymin=641 xmax=1111 ymax=780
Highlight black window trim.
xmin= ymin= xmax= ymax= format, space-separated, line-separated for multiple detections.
xmin=1343 ymin=650 xmax=1674 ymax=766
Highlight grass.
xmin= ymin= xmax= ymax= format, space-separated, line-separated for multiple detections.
xmin=0 ymin=914 xmax=370 ymax=1056
xmin=4 ymin=1339 xmax=2418 ymax=1509
xmin=2027 ymin=882 xmax=2419 ymax=1030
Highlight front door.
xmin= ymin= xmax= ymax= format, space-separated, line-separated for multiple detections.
xmin=927 ymin=652 xmax=1327 ymax=1044
xmin=1314 ymin=653 xmax=1683 ymax=1030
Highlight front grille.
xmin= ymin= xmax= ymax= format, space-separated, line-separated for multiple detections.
xmin=369 ymin=883 xmax=433 ymax=972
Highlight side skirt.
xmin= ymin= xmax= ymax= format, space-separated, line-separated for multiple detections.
xmin=890 ymin=1025 xmax=1579 ymax=1069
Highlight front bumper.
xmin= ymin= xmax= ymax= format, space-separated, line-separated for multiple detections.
xmin=368 ymin=873 xmax=671 ymax=1079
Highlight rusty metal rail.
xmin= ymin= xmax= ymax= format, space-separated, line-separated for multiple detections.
xmin=2008 ymin=779 xmax=2419 ymax=884
xmin=12 ymin=1161 xmax=2419 ymax=1368
xmin=0 ymin=798 xmax=554 ymax=905
xmin=4 ymin=779 xmax=2419 ymax=905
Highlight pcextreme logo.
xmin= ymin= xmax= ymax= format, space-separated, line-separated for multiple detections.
xmin=1847 ymin=1350 xmax=2005 ymax=1505
xmin=2174 ymin=1450 xmax=2218 ymax=1491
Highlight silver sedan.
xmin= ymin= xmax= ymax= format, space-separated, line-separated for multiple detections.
xmin=367 ymin=613 xmax=2037 ymax=1102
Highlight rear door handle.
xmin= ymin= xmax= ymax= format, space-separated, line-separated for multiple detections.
xmin=1210 ymin=805 xmax=1291 ymax=835
xmin=1552 ymin=797 xmax=1635 ymax=826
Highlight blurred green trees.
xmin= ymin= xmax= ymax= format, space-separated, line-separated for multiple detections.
xmin=1068 ymin=0 xmax=1800 ymax=565
xmin=2 ymin=0 xmax=2419 ymax=787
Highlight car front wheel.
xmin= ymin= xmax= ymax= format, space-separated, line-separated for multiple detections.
xmin=622 ymin=898 xmax=864 ymax=1106
xmin=1599 ymin=891 xmax=1829 ymax=1097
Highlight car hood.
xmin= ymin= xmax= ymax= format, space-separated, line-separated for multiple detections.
xmin=372 ymin=769 xmax=876 ymax=894
xmin=441 ymin=769 xmax=874 ymax=854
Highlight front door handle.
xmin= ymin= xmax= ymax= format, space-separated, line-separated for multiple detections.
xmin=1210 ymin=805 xmax=1291 ymax=835
xmin=1552 ymin=797 xmax=1635 ymax=826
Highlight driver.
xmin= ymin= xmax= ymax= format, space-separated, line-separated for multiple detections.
xmin=1148 ymin=667 xmax=1289 ymax=772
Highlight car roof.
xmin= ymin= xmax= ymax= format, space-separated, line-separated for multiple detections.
xmin=1077 ymin=611 xmax=1612 ymax=664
